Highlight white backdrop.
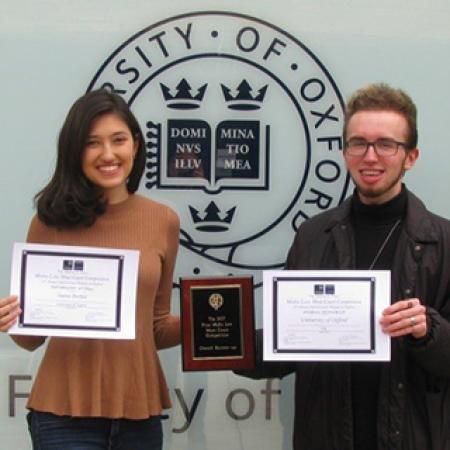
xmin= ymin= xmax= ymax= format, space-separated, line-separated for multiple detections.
xmin=1 ymin=1 xmax=450 ymax=449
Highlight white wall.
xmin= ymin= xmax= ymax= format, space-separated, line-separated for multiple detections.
xmin=1 ymin=1 xmax=449 ymax=449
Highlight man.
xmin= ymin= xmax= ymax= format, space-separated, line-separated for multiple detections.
xmin=238 ymin=84 xmax=450 ymax=449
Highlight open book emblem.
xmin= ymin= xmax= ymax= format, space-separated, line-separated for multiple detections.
xmin=146 ymin=83 xmax=270 ymax=196
xmin=144 ymin=79 xmax=270 ymax=232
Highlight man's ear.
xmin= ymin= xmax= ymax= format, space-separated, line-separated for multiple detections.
xmin=404 ymin=147 xmax=419 ymax=171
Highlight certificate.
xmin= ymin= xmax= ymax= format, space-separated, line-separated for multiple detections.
xmin=9 ymin=242 xmax=139 ymax=339
xmin=180 ymin=276 xmax=255 ymax=371
xmin=263 ymin=270 xmax=391 ymax=361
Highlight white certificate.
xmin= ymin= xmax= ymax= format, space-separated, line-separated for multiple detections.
xmin=9 ymin=243 xmax=139 ymax=339
xmin=263 ymin=270 xmax=391 ymax=361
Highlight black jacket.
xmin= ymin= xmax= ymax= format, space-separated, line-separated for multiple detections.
xmin=243 ymin=189 xmax=450 ymax=450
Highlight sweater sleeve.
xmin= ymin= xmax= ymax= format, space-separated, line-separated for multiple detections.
xmin=10 ymin=216 xmax=49 ymax=351
xmin=153 ymin=207 xmax=181 ymax=349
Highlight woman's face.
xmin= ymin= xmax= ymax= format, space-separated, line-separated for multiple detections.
xmin=82 ymin=113 xmax=138 ymax=204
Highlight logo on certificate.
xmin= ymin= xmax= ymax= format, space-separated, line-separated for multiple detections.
xmin=87 ymin=12 xmax=349 ymax=281
xmin=63 ymin=259 xmax=84 ymax=271
xmin=314 ymin=284 xmax=335 ymax=295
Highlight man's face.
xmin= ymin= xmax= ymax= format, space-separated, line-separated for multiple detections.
xmin=344 ymin=110 xmax=419 ymax=204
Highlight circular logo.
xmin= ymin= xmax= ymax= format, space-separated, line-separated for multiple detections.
xmin=208 ymin=293 xmax=224 ymax=311
xmin=88 ymin=11 xmax=349 ymax=284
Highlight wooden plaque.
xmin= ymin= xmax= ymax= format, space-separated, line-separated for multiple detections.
xmin=180 ymin=275 xmax=255 ymax=371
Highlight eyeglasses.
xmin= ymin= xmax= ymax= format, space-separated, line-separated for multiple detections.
xmin=344 ymin=138 xmax=409 ymax=157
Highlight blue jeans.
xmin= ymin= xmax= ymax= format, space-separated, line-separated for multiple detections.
xmin=27 ymin=411 xmax=163 ymax=450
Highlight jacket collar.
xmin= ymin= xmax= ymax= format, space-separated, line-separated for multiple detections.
xmin=403 ymin=190 xmax=438 ymax=243
xmin=325 ymin=187 xmax=438 ymax=244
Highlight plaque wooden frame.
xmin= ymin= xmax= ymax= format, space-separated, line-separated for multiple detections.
xmin=180 ymin=275 xmax=255 ymax=371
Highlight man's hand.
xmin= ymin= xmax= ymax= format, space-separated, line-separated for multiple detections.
xmin=380 ymin=298 xmax=427 ymax=339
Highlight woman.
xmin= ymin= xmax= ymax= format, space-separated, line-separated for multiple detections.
xmin=0 ymin=90 xmax=180 ymax=449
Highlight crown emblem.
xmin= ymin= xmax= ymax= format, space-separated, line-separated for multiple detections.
xmin=221 ymin=79 xmax=268 ymax=110
xmin=189 ymin=201 xmax=236 ymax=232
xmin=160 ymin=78 xmax=207 ymax=109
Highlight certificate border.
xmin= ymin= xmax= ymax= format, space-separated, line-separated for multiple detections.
xmin=19 ymin=250 xmax=124 ymax=332
xmin=273 ymin=276 xmax=375 ymax=354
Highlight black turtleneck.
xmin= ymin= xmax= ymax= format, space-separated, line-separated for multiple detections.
xmin=352 ymin=186 xmax=407 ymax=270
xmin=350 ymin=186 xmax=407 ymax=450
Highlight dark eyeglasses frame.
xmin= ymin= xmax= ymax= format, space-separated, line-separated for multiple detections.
xmin=344 ymin=138 xmax=410 ymax=157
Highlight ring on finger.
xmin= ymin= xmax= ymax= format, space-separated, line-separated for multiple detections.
xmin=410 ymin=316 xmax=417 ymax=326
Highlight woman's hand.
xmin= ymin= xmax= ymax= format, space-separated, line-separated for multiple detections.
xmin=0 ymin=295 xmax=21 ymax=332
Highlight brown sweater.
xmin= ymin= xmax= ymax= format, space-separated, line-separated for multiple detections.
xmin=12 ymin=194 xmax=180 ymax=419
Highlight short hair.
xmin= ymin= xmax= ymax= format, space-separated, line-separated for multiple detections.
xmin=35 ymin=89 xmax=146 ymax=228
xmin=343 ymin=83 xmax=418 ymax=149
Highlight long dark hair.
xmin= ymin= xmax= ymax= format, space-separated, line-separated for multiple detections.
xmin=35 ymin=90 xmax=146 ymax=228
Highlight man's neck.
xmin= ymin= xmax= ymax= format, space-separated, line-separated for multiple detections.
xmin=352 ymin=185 xmax=407 ymax=226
